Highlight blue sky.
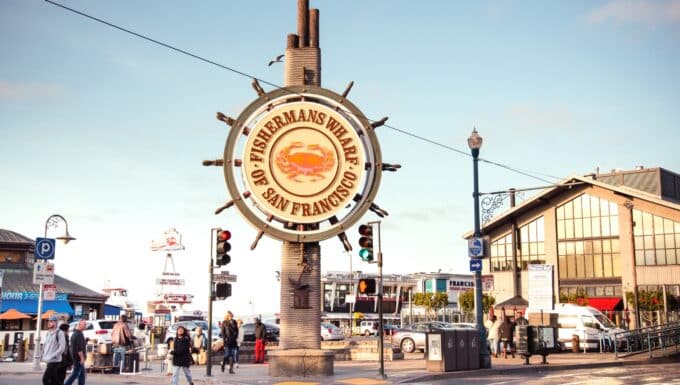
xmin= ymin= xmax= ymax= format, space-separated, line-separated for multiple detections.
xmin=1 ymin=0 xmax=679 ymax=320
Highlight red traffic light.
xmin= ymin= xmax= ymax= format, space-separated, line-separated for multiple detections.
xmin=218 ymin=230 xmax=231 ymax=241
xmin=358 ymin=224 xmax=372 ymax=237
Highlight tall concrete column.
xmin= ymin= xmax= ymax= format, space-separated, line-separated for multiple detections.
xmin=267 ymin=0 xmax=333 ymax=376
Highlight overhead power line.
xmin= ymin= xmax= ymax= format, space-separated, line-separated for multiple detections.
xmin=44 ymin=0 xmax=561 ymax=185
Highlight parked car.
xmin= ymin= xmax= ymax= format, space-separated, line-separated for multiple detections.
xmin=390 ymin=321 xmax=458 ymax=353
xmin=240 ymin=322 xmax=280 ymax=342
xmin=69 ymin=319 xmax=117 ymax=344
xmin=320 ymin=323 xmax=344 ymax=341
xmin=360 ymin=320 xmax=379 ymax=336
xmin=165 ymin=320 xmax=219 ymax=345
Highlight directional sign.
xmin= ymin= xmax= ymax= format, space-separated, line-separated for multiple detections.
xmin=469 ymin=259 xmax=482 ymax=272
xmin=35 ymin=237 xmax=56 ymax=260
xmin=468 ymin=237 xmax=485 ymax=259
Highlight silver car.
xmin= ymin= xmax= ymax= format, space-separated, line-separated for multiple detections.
xmin=320 ymin=322 xmax=344 ymax=341
xmin=390 ymin=321 xmax=457 ymax=353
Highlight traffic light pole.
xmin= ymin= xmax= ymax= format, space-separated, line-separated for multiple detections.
xmin=206 ymin=227 xmax=220 ymax=377
xmin=370 ymin=220 xmax=387 ymax=380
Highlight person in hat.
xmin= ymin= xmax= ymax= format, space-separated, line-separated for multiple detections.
xmin=41 ymin=316 xmax=66 ymax=385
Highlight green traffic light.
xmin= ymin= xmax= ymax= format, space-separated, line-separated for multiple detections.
xmin=359 ymin=248 xmax=373 ymax=261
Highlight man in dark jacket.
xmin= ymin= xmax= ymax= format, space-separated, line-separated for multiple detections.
xmin=254 ymin=318 xmax=266 ymax=364
xmin=220 ymin=311 xmax=238 ymax=374
xmin=499 ymin=316 xmax=515 ymax=358
xmin=65 ymin=319 xmax=86 ymax=385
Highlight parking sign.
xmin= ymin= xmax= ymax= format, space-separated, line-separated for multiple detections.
xmin=35 ymin=237 xmax=56 ymax=260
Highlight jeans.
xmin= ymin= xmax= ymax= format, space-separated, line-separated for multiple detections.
xmin=223 ymin=346 xmax=237 ymax=362
xmin=172 ymin=365 xmax=192 ymax=385
xmin=64 ymin=362 xmax=86 ymax=385
xmin=113 ymin=346 xmax=126 ymax=367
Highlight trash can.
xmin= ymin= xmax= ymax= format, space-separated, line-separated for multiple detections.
xmin=14 ymin=332 xmax=25 ymax=362
xmin=122 ymin=351 xmax=140 ymax=373
xmin=455 ymin=329 xmax=468 ymax=371
xmin=426 ymin=329 xmax=458 ymax=372
xmin=516 ymin=325 xmax=530 ymax=357
xmin=466 ymin=329 xmax=480 ymax=370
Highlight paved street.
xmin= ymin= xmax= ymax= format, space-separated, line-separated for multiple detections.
xmin=0 ymin=351 xmax=677 ymax=385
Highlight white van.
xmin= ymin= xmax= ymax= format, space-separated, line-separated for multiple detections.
xmin=555 ymin=303 xmax=625 ymax=350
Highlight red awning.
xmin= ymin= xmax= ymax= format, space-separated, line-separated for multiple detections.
xmin=587 ymin=297 xmax=623 ymax=311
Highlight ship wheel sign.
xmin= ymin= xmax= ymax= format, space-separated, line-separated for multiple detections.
xmin=206 ymin=84 xmax=398 ymax=248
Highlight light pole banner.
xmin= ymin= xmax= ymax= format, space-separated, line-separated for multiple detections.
xmin=528 ymin=264 xmax=554 ymax=311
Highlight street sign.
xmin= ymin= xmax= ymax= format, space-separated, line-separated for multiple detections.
xmin=35 ymin=237 xmax=56 ymax=260
xmin=482 ymin=274 xmax=494 ymax=291
xmin=469 ymin=259 xmax=482 ymax=272
xmin=213 ymin=272 xmax=237 ymax=283
xmin=43 ymin=284 xmax=57 ymax=300
xmin=33 ymin=261 xmax=55 ymax=284
xmin=468 ymin=237 xmax=485 ymax=259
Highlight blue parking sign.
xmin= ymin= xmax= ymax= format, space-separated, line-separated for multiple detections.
xmin=35 ymin=237 xmax=56 ymax=260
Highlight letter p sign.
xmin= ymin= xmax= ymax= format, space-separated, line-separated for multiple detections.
xmin=35 ymin=237 xmax=56 ymax=260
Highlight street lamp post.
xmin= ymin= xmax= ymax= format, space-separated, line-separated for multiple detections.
xmin=32 ymin=214 xmax=76 ymax=371
xmin=468 ymin=128 xmax=491 ymax=369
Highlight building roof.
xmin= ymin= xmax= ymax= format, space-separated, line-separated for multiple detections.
xmin=0 ymin=229 xmax=35 ymax=251
xmin=0 ymin=268 xmax=107 ymax=301
xmin=463 ymin=171 xmax=680 ymax=239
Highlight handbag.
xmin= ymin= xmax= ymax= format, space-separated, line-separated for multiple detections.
xmin=211 ymin=339 xmax=224 ymax=352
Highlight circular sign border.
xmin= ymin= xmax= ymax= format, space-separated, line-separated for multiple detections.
xmin=223 ymin=85 xmax=382 ymax=243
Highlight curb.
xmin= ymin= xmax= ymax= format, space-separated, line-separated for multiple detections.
xmin=399 ymin=353 xmax=680 ymax=383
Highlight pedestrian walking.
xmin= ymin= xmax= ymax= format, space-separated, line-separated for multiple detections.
xmin=170 ymin=326 xmax=194 ymax=385
xmin=220 ymin=311 xmax=238 ymax=374
xmin=57 ymin=323 xmax=72 ymax=384
xmin=486 ymin=316 xmax=501 ymax=358
xmin=42 ymin=316 xmax=66 ymax=385
xmin=64 ymin=319 xmax=87 ymax=385
xmin=253 ymin=318 xmax=266 ymax=364
xmin=235 ymin=319 xmax=244 ymax=368
xmin=499 ymin=316 xmax=515 ymax=358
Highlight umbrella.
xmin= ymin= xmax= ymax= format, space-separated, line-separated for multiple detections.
xmin=35 ymin=309 xmax=56 ymax=320
xmin=0 ymin=308 xmax=31 ymax=320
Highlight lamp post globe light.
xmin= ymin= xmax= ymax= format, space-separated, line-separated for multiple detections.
xmin=468 ymin=128 xmax=491 ymax=369
xmin=32 ymin=214 xmax=75 ymax=371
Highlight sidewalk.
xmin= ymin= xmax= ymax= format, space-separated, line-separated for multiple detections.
xmin=1 ymin=350 xmax=677 ymax=384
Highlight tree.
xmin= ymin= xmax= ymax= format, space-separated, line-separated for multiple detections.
xmin=412 ymin=292 xmax=449 ymax=320
xmin=458 ymin=289 xmax=495 ymax=314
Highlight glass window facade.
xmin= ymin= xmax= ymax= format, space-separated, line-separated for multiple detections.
xmin=557 ymin=194 xmax=621 ymax=279
xmin=490 ymin=233 xmax=512 ymax=272
xmin=633 ymin=209 xmax=680 ymax=266
xmin=519 ymin=216 xmax=545 ymax=269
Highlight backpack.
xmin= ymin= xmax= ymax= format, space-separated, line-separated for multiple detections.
xmin=61 ymin=332 xmax=73 ymax=367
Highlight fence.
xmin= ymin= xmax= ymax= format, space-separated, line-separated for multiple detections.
xmin=614 ymin=321 xmax=680 ymax=358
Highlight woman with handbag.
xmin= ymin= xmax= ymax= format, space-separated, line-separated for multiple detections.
xmin=170 ymin=326 xmax=194 ymax=385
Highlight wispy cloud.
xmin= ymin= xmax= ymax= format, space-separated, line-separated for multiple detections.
xmin=0 ymin=80 xmax=64 ymax=100
xmin=586 ymin=0 xmax=680 ymax=25
xmin=504 ymin=104 xmax=578 ymax=133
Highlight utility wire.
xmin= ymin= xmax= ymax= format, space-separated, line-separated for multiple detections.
xmin=45 ymin=0 xmax=562 ymax=185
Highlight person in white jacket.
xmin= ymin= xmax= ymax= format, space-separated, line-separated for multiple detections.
xmin=235 ymin=319 xmax=244 ymax=368
xmin=42 ymin=316 xmax=66 ymax=385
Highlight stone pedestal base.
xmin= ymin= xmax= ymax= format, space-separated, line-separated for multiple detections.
xmin=267 ymin=349 xmax=334 ymax=377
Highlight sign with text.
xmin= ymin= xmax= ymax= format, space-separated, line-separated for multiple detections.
xmin=43 ymin=284 xmax=57 ymax=301
xmin=481 ymin=274 xmax=494 ymax=292
xmin=213 ymin=272 xmax=238 ymax=283
xmin=528 ymin=264 xmax=554 ymax=311
xmin=33 ymin=261 xmax=55 ymax=285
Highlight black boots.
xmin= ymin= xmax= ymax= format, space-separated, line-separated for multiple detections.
xmin=229 ymin=357 xmax=235 ymax=374
xmin=221 ymin=358 xmax=226 ymax=372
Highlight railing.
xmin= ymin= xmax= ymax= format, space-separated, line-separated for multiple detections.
xmin=614 ymin=321 xmax=680 ymax=358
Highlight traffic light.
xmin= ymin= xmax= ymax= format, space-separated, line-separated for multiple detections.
xmin=215 ymin=283 xmax=232 ymax=299
xmin=357 ymin=278 xmax=376 ymax=295
xmin=216 ymin=230 xmax=231 ymax=266
xmin=358 ymin=224 xmax=374 ymax=262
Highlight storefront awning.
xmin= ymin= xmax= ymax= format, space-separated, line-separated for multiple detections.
xmin=587 ymin=297 xmax=623 ymax=311
xmin=104 ymin=304 xmax=122 ymax=317
xmin=0 ymin=299 xmax=74 ymax=315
